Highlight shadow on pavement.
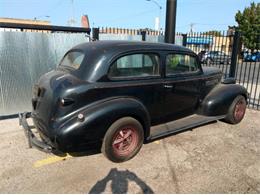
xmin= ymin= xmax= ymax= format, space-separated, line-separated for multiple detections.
xmin=89 ymin=168 xmax=154 ymax=194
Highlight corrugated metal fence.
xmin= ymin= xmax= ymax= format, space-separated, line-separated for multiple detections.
xmin=0 ymin=31 xmax=89 ymax=116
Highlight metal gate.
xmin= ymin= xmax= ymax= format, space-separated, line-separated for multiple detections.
xmin=183 ymin=31 xmax=260 ymax=110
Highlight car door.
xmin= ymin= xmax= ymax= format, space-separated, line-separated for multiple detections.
xmin=107 ymin=51 xmax=165 ymax=125
xmin=162 ymin=52 xmax=202 ymax=122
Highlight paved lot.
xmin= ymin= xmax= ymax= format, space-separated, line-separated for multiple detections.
xmin=0 ymin=109 xmax=260 ymax=193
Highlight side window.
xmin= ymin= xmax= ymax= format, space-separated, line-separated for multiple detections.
xmin=109 ymin=53 xmax=160 ymax=78
xmin=166 ymin=54 xmax=198 ymax=75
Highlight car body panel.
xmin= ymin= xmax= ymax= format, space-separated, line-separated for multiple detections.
xmin=198 ymin=83 xmax=248 ymax=116
xmin=56 ymin=97 xmax=151 ymax=152
xmin=27 ymin=41 xmax=248 ymax=153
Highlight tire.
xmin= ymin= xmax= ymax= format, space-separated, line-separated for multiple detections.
xmin=101 ymin=117 xmax=144 ymax=163
xmin=224 ymin=95 xmax=247 ymax=124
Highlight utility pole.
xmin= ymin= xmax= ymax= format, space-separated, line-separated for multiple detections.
xmin=190 ymin=23 xmax=195 ymax=33
xmin=146 ymin=0 xmax=162 ymax=31
xmin=67 ymin=0 xmax=76 ymax=26
xmin=164 ymin=0 xmax=177 ymax=44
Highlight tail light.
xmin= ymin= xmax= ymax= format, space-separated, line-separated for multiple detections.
xmin=60 ymin=98 xmax=75 ymax=107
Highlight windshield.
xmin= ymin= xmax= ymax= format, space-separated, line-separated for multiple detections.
xmin=60 ymin=51 xmax=85 ymax=70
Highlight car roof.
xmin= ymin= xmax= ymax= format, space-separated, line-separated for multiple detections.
xmin=67 ymin=41 xmax=196 ymax=82
xmin=71 ymin=40 xmax=193 ymax=54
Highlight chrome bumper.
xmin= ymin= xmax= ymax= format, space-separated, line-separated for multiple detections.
xmin=19 ymin=112 xmax=53 ymax=153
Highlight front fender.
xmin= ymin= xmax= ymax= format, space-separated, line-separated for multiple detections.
xmin=198 ymin=84 xmax=248 ymax=116
xmin=55 ymin=97 xmax=150 ymax=152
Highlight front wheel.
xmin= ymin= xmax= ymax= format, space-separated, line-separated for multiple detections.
xmin=224 ymin=95 xmax=247 ymax=124
xmin=101 ymin=117 xmax=144 ymax=163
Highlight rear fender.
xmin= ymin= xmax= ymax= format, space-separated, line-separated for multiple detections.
xmin=56 ymin=97 xmax=150 ymax=151
xmin=198 ymin=84 xmax=248 ymax=116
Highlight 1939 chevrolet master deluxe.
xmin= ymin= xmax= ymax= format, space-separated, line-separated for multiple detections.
xmin=20 ymin=41 xmax=247 ymax=162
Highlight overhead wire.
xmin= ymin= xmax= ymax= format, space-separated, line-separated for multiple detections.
xmin=96 ymin=8 xmax=158 ymax=25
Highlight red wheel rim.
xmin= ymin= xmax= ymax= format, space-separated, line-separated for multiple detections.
xmin=234 ymin=99 xmax=246 ymax=121
xmin=112 ymin=126 xmax=139 ymax=157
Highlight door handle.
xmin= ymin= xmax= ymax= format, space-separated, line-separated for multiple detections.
xmin=164 ymin=84 xmax=173 ymax=89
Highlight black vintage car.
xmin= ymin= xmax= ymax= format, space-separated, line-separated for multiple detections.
xmin=20 ymin=41 xmax=247 ymax=163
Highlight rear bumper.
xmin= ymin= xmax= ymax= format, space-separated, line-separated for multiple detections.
xmin=19 ymin=112 xmax=53 ymax=153
xmin=19 ymin=112 xmax=103 ymax=154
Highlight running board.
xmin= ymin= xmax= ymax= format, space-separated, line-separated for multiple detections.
xmin=147 ymin=114 xmax=225 ymax=141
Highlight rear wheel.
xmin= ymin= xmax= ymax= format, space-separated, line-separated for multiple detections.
xmin=224 ymin=95 xmax=247 ymax=124
xmin=101 ymin=117 xmax=144 ymax=163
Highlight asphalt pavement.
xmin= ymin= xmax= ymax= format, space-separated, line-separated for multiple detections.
xmin=0 ymin=109 xmax=260 ymax=193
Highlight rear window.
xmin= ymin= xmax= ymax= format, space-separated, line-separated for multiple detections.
xmin=60 ymin=51 xmax=85 ymax=70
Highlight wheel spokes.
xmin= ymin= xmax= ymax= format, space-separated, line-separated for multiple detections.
xmin=119 ymin=130 xmax=124 ymax=137
xmin=123 ymin=130 xmax=132 ymax=139
xmin=113 ymin=137 xmax=124 ymax=145
xmin=112 ymin=128 xmax=134 ymax=151
xmin=234 ymin=100 xmax=246 ymax=120
xmin=118 ymin=142 xmax=124 ymax=150
xmin=113 ymin=129 xmax=132 ymax=146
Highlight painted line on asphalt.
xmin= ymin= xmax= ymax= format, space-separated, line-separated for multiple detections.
xmin=33 ymin=154 xmax=72 ymax=168
xmin=154 ymin=140 xmax=160 ymax=144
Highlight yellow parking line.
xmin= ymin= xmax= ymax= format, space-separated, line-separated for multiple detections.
xmin=154 ymin=140 xmax=160 ymax=144
xmin=33 ymin=154 xmax=72 ymax=168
